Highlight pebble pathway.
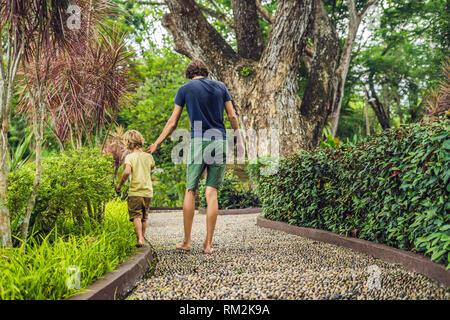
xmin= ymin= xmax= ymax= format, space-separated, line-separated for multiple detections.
xmin=128 ymin=211 xmax=449 ymax=300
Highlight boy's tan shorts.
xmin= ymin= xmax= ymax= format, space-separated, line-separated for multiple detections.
xmin=127 ymin=196 xmax=152 ymax=221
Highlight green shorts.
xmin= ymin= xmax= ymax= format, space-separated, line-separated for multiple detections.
xmin=186 ymin=138 xmax=227 ymax=190
xmin=127 ymin=196 xmax=152 ymax=221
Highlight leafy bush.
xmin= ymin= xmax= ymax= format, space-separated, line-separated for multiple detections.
xmin=252 ymin=119 xmax=450 ymax=267
xmin=0 ymin=200 xmax=136 ymax=300
xmin=8 ymin=148 xmax=115 ymax=238
xmin=198 ymin=169 xmax=260 ymax=210
xmin=152 ymin=163 xmax=186 ymax=207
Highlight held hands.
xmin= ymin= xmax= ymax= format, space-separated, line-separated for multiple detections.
xmin=235 ymin=137 xmax=245 ymax=162
xmin=145 ymin=143 xmax=159 ymax=154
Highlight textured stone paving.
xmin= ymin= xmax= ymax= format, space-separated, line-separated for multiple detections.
xmin=128 ymin=211 xmax=449 ymax=300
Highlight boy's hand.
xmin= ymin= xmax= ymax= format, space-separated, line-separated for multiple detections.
xmin=146 ymin=143 xmax=158 ymax=154
xmin=115 ymin=184 xmax=122 ymax=193
xmin=236 ymin=138 xmax=245 ymax=163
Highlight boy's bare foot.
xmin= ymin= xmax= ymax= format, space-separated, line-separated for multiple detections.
xmin=176 ymin=241 xmax=191 ymax=251
xmin=137 ymin=238 xmax=145 ymax=247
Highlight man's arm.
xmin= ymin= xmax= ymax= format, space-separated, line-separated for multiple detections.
xmin=116 ymin=164 xmax=131 ymax=193
xmin=224 ymin=100 xmax=245 ymax=159
xmin=146 ymin=105 xmax=183 ymax=154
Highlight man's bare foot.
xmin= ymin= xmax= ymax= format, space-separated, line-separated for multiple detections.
xmin=203 ymin=241 xmax=213 ymax=254
xmin=176 ymin=241 xmax=191 ymax=251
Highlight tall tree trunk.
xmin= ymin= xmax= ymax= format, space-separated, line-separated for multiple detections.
xmin=364 ymin=91 xmax=371 ymax=136
xmin=0 ymin=34 xmax=23 ymax=247
xmin=393 ymin=89 xmax=404 ymax=124
xmin=0 ymin=110 xmax=12 ymax=247
xmin=328 ymin=0 xmax=379 ymax=136
xmin=366 ymin=82 xmax=390 ymax=130
xmin=300 ymin=0 xmax=340 ymax=149
xmin=163 ymin=0 xmax=328 ymax=157
xmin=21 ymin=89 xmax=45 ymax=242
xmin=231 ymin=0 xmax=264 ymax=61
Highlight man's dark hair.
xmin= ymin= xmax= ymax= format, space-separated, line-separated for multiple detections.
xmin=185 ymin=60 xmax=209 ymax=79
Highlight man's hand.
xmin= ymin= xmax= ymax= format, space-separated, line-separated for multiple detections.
xmin=146 ymin=143 xmax=158 ymax=154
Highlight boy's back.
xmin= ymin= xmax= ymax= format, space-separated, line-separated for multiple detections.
xmin=124 ymin=151 xmax=155 ymax=198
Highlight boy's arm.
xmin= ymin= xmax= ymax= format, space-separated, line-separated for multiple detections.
xmin=116 ymin=164 xmax=131 ymax=193
xmin=146 ymin=105 xmax=183 ymax=154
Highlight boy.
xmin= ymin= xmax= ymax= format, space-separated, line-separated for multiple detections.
xmin=116 ymin=130 xmax=155 ymax=247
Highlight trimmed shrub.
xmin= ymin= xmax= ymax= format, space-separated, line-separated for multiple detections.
xmin=251 ymin=119 xmax=450 ymax=267
xmin=198 ymin=169 xmax=260 ymax=210
xmin=8 ymin=148 xmax=115 ymax=238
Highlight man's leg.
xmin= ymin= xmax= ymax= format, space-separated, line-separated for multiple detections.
xmin=203 ymin=186 xmax=218 ymax=254
xmin=176 ymin=189 xmax=196 ymax=251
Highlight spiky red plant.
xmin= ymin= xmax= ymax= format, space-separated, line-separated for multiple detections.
xmin=17 ymin=0 xmax=133 ymax=150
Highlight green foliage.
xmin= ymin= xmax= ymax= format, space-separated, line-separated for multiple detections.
xmin=117 ymin=48 xmax=190 ymax=167
xmin=320 ymin=123 xmax=341 ymax=149
xmin=152 ymin=164 xmax=186 ymax=207
xmin=8 ymin=148 xmax=115 ymax=238
xmin=0 ymin=200 xmax=136 ymax=300
xmin=198 ymin=169 xmax=260 ymax=210
xmin=253 ymin=118 xmax=450 ymax=267
xmin=239 ymin=66 xmax=253 ymax=77
xmin=8 ymin=131 xmax=34 ymax=172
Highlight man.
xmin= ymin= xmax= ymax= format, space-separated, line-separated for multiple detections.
xmin=147 ymin=60 xmax=243 ymax=254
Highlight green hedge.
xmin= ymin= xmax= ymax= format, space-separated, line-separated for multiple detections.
xmin=198 ymin=169 xmax=260 ymax=210
xmin=251 ymin=119 xmax=450 ymax=267
xmin=8 ymin=148 xmax=114 ymax=238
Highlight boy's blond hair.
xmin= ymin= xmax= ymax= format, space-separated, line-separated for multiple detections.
xmin=122 ymin=130 xmax=145 ymax=151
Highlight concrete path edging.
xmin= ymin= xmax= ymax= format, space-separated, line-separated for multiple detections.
xmin=198 ymin=207 xmax=263 ymax=215
xmin=68 ymin=244 xmax=154 ymax=300
xmin=256 ymin=216 xmax=450 ymax=287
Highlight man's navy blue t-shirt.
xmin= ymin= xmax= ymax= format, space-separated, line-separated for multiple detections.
xmin=174 ymin=77 xmax=232 ymax=140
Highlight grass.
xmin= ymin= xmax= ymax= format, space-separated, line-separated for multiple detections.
xmin=0 ymin=199 xmax=136 ymax=300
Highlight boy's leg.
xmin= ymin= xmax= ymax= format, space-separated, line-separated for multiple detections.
xmin=133 ymin=217 xmax=145 ymax=246
xmin=142 ymin=198 xmax=152 ymax=243
xmin=176 ymin=189 xmax=196 ymax=251
xmin=203 ymin=186 xmax=218 ymax=254
xmin=128 ymin=196 xmax=146 ymax=246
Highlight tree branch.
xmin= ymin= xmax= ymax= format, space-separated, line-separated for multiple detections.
xmin=359 ymin=0 xmax=379 ymax=18
xmin=232 ymin=0 xmax=264 ymax=61
xmin=260 ymin=0 xmax=313 ymax=75
xmin=199 ymin=5 xmax=234 ymax=31
xmin=256 ymin=0 xmax=274 ymax=24
xmin=162 ymin=0 xmax=239 ymax=79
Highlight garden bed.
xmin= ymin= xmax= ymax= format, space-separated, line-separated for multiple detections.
xmin=69 ymin=243 xmax=155 ymax=300
xmin=0 ymin=200 xmax=139 ymax=300
xmin=250 ymin=119 xmax=450 ymax=268
xmin=257 ymin=216 xmax=450 ymax=287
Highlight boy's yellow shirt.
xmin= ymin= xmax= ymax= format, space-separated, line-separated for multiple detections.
xmin=124 ymin=151 xmax=155 ymax=198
